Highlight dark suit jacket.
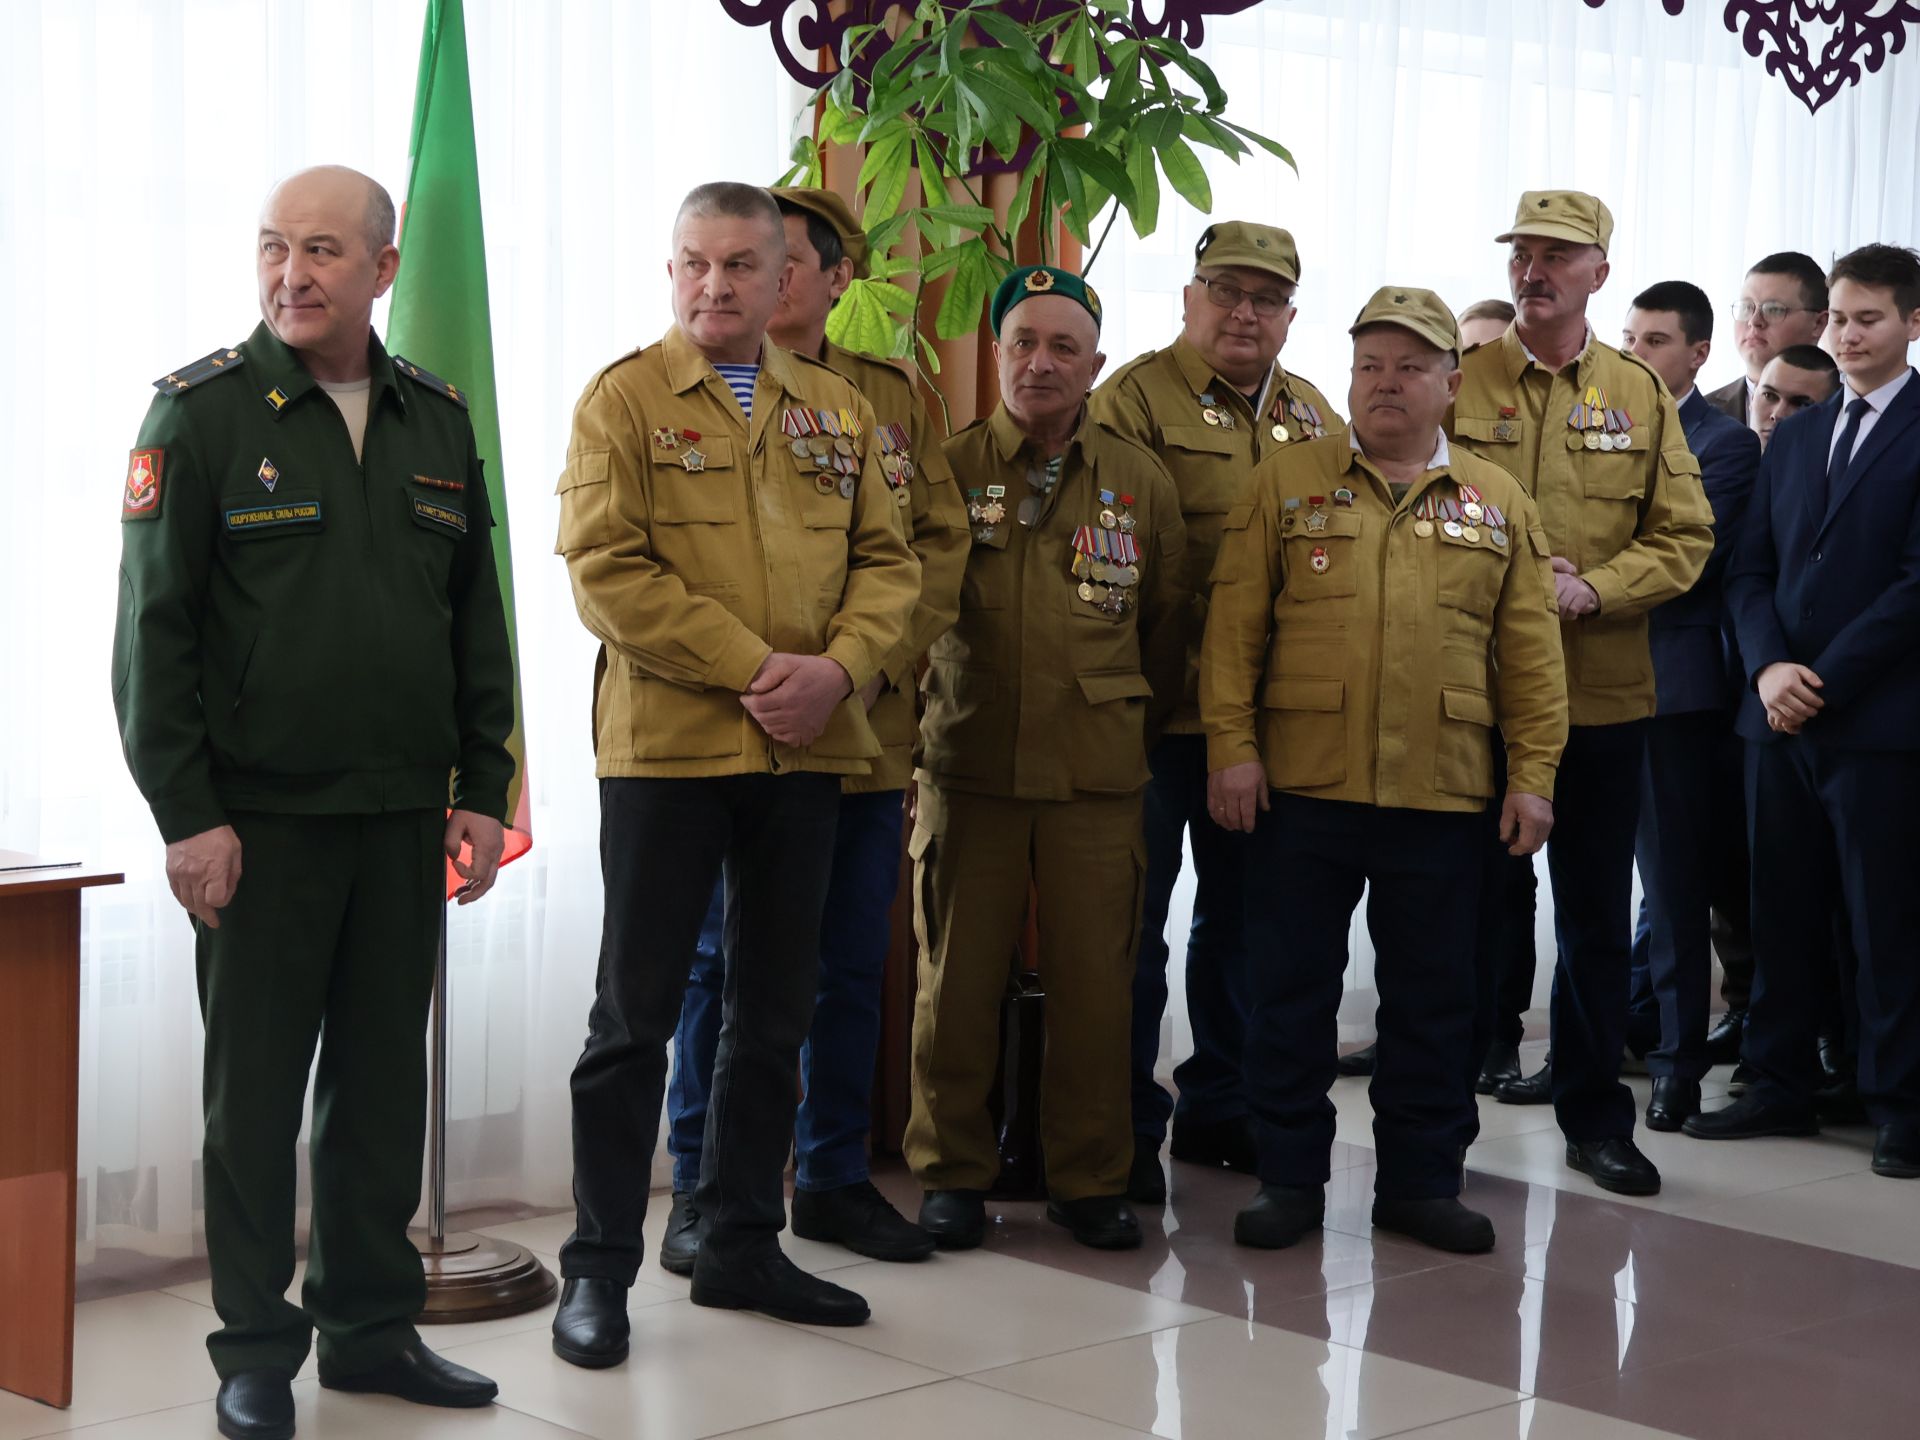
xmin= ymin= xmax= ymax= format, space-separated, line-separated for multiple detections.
xmin=1706 ymin=375 xmax=1749 ymax=426
xmin=1650 ymin=389 xmax=1761 ymax=714
xmin=1726 ymin=368 xmax=1920 ymax=748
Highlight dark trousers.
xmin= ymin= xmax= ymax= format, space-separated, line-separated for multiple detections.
xmin=1625 ymin=710 xmax=1732 ymax=1081
xmin=1464 ymin=741 xmax=1540 ymax=1152
xmin=1543 ymin=721 xmax=1648 ymax=1141
xmin=195 ymin=809 xmax=443 ymax=1379
xmin=1746 ymin=740 xmax=1920 ymax=1125
xmin=1131 ymin=734 xmax=1251 ymax=1141
xmin=667 ymin=788 xmax=904 ymax=1193
xmin=1244 ymin=793 xmax=1485 ymax=1199
xmin=562 ymin=773 xmax=839 ymax=1281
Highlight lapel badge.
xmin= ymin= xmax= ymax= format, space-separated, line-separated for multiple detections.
xmin=257 ymin=458 xmax=280 ymax=493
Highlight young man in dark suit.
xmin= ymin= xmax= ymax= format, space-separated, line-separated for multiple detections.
xmin=1694 ymin=244 xmax=1920 ymax=1180
xmin=1620 ymin=282 xmax=1762 ymax=1130
xmin=1706 ymin=252 xmax=1830 ymax=426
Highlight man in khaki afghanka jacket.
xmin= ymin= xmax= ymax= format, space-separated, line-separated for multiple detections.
xmin=1202 ymin=286 xmax=1567 ymax=1257
xmin=549 ymin=182 xmax=918 ymax=1357
xmin=1448 ymin=190 xmax=1714 ymax=1199
xmin=660 ymin=185 xmax=968 ymax=1275
xmin=1090 ymin=221 xmax=1345 ymax=1200
xmin=908 ymin=265 xmax=1187 ymax=1254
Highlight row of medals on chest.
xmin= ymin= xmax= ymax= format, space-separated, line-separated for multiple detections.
xmin=1513 ymin=385 xmax=1636 ymax=450
xmin=1281 ymin=485 xmax=1509 ymax=574
xmin=1200 ymin=388 xmax=1328 ymax=443
xmin=966 ymin=467 xmax=1141 ymax=617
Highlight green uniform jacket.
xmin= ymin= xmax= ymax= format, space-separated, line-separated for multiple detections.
xmin=1449 ymin=326 xmax=1714 ymax=726
xmin=1091 ymin=337 xmax=1345 ymax=734
xmin=917 ymin=405 xmax=1188 ymax=801
xmin=112 ymin=323 xmax=517 ymax=843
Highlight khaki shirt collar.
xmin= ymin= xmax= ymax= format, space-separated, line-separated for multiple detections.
xmin=986 ymin=400 xmax=1095 ymax=471
xmin=1506 ymin=320 xmax=1597 ymax=384
xmin=661 ymin=322 xmax=804 ymax=404
xmin=1171 ymin=334 xmax=1283 ymax=415
xmin=1344 ymin=426 xmax=1454 ymax=507
xmin=244 ymin=320 xmax=407 ymax=419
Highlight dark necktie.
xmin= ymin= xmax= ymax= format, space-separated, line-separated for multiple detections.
xmin=1813 ymin=396 xmax=1872 ymax=519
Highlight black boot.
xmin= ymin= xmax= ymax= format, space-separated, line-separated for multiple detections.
xmin=1233 ymin=1184 xmax=1324 ymax=1249
xmin=917 ymin=1188 xmax=987 ymax=1250
xmin=216 ymin=1371 xmax=294 ymax=1440
xmin=690 ymin=1246 xmax=870 ymax=1326
xmin=1683 ymin=1092 xmax=1820 ymax=1140
xmin=1046 ymin=1195 xmax=1142 ymax=1249
xmin=1495 ymin=1056 xmax=1552 ymax=1105
xmin=1336 ymin=1042 xmax=1377 ymax=1077
xmin=1476 ymin=1040 xmax=1522 ymax=1095
xmin=1565 ymin=1137 xmax=1661 ymax=1196
xmin=657 ymin=1190 xmax=701 ymax=1277
xmin=1703 ymin=1009 xmax=1746 ymax=1065
xmin=1872 ymin=1123 xmax=1920 ymax=1179
xmin=1645 ymin=1077 xmax=1701 ymax=1132
xmin=318 ymin=1342 xmax=497 ymax=1407
xmin=551 ymin=1277 xmax=631 ymax=1368
xmin=1371 ymin=1196 xmax=1495 ymax=1254
xmin=1128 ymin=1137 xmax=1167 ymax=1205
xmin=792 ymin=1179 xmax=936 ymax=1262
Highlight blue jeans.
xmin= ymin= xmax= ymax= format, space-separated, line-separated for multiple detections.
xmin=1131 ymin=734 xmax=1250 ymax=1141
xmin=667 ymin=788 xmax=905 ymax=1193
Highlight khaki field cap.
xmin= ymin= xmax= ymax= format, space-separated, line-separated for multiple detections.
xmin=1496 ymin=190 xmax=1614 ymax=254
xmin=771 ymin=185 xmax=870 ymax=277
xmin=1194 ymin=221 xmax=1300 ymax=284
xmin=1349 ymin=286 xmax=1461 ymax=353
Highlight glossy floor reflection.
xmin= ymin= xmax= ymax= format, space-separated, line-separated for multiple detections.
xmin=8 ymin=1051 xmax=1910 ymax=1439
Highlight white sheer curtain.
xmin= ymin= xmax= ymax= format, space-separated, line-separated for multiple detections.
xmin=1127 ymin=0 xmax=1920 ymax=1044
xmin=0 ymin=0 xmax=802 ymax=1269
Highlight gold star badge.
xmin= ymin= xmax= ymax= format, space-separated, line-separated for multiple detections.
xmin=680 ymin=447 xmax=707 ymax=473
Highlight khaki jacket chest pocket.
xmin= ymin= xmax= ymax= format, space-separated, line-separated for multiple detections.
xmin=1580 ymin=434 xmax=1651 ymax=503
xmin=653 ymin=434 xmax=739 ymax=525
xmin=1282 ymin=509 xmax=1363 ymax=601
xmin=1260 ymin=676 xmax=1346 ymax=789
xmin=1434 ymin=528 xmax=1506 ymax=616
xmin=1159 ymin=424 xmax=1243 ymax=513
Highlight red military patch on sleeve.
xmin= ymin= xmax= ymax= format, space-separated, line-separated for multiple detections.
xmin=123 ymin=448 xmax=164 ymax=520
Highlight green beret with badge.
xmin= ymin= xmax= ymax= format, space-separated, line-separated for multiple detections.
xmin=1194 ymin=220 xmax=1301 ymax=284
xmin=990 ymin=265 xmax=1103 ymax=336
xmin=771 ymin=185 xmax=870 ymax=278
xmin=1495 ymin=189 xmax=1614 ymax=254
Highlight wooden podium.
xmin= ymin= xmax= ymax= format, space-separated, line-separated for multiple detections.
xmin=0 ymin=852 xmax=123 ymax=1409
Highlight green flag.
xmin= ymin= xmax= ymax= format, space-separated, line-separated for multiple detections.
xmin=389 ymin=0 xmax=531 ymax=877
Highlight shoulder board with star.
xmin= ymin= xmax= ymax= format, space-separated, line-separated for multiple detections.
xmin=391 ymin=355 xmax=470 ymax=410
xmin=152 ymin=346 xmax=246 ymax=396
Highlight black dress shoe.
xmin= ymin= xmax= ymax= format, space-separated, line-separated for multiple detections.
xmin=1169 ymin=1116 xmax=1257 ymax=1173
xmin=216 ymin=1371 xmax=294 ymax=1440
xmin=1645 ymin=1077 xmax=1701 ymax=1132
xmin=1682 ymin=1091 xmax=1819 ymax=1140
xmin=1128 ymin=1137 xmax=1167 ymax=1205
xmin=1337 ymin=1042 xmax=1377 ymax=1077
xmin=1872 ymin=1123 xmax=1920 ymax=1179
xmin=318 ymin=1342 xmax=497 ymax=1407
xmin=918 ymin=1188 xmax=987 ymax=1250
xmin=1371 ymin=1196 xmax=1495 ymax=1254
xmin=793 ymin=1179 xmax=936 ymax=1262
xmin=690 ymin=1246 xmax=869 ymax=1326
xmin=658 ymin=1190 xmax=701 ymax=1277
xmin=1496 ymin=1058 xmax=1552 ymax=1106
xmin=1476 ymin=1041 xmax=1522 ymax=1095
xmin=1704 ymin=1008 xmax=1746 ymax=1065
xmin=1817 ymin=1031 xmax=1850 ymax=1090
xmin=1565 ymin=1137 xmax=1661 ymax=1196
xmin=1726 ymin=1060 xmax=1759 ymax=1095
xmin=1046 ymin=1195 xmax=1143 ymax=1250
xmin=1233 ymin=1184 xmax=1324 ymax=1249
xmin=551 ymin=1276 xmax=630 ymax=1368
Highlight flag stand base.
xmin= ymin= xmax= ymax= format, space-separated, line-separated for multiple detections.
xmin=412 ymin=1230 xmax=557 ymax=1323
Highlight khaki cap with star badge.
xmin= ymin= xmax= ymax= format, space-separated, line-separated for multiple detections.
xmin=1495 ymin=190 xmax=1614 ymax=254
xmin=1194 ymin=221 xmax=1300 ymax=284
xmin=1349 ymin=285 xmax=1461 ymax=353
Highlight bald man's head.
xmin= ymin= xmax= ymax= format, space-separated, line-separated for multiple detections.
xmin=257 ymin=165 xmax=401 ymax=381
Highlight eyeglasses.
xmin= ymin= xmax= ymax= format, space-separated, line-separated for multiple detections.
xmin=1731 ymin=300 xmax=1818 ymax=324
xmin=1194 ymin=275 xmax=1295 ymax=318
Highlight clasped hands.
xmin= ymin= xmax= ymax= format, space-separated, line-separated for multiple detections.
xmin=741 ymin=652 xmax=858 ymax=746
xmin=1549 ymin=557 xmax=1600 ymax=618
xmin=1757 ymin=661 xmax=1823 ymax=735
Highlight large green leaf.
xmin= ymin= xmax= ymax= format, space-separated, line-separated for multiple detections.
xmin=932 ymin=238 xmax=1000 ymax=339
xmin=827 ymin=278 xmax=908 ymax=357
xmin=1155 ymin=131 xmax=1212 ymax=211
xmin=1124 ymin=140 xmax=1160 ymax=237
xmin=1058 ymin=136 xmax=1133 ymax=209
xmin=1220 ymin=118 xmax=1298 ymax=171
xmin=858 ymin=129 xmax=914 ymax=223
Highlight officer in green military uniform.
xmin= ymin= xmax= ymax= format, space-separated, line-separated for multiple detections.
xmin=1449 ymin=190 xmax=1714 ymax=1197
xmin=908 ymin=266 xmax=1187 ymax=1253
xmin=113 ymin=166 xmax=516 ymax=1440
xmin=1092 ymin=221 xmax=1345 ymax=1200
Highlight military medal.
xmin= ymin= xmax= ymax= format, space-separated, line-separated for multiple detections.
xmin=1309 ymin=545 xmax=1330 ymax=574
xmin=1098 ymin=488 xmax=1118 ymax=529
xmin=981 ymin=484 xmax=1008 ymax=527
xmin=1333 ymin=487 xmax=1354 ymax=508
xmin=1457 ymin=481 xmax=1485 ymax=525
xmin=967 ymin=488 xmax=999 ymax=541
xmin=1116 ymin=494 xmax=1137 ymax=534
xmin=1202 ymin=406 xmax=1222 ymax=427
xmin=1462 ymin=525 xmax=1480 ymax=543
xmin=1443 ymin=519 xmax=1463 ymax=538
xmin=680 ymin=447 xmax=707 ymax=473
xmin=257 ymin=457 xmax=279 ymax=493
xmin=1078 ymin=581 xmax=1095 ymax=601
xmin=1415 ymin=519 xmax=1435 ymax=538
xmin=1305 ymin=497 xmax=1328 ymax=533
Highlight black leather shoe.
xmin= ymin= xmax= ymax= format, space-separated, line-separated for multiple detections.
xmin=1704 ymin=1009 xmax=1746 ymax=1065
xmin=1496 ymin=1058 xmax=1552 ymax=1106
xmin=1813 ymin=1078 xmax=1867 ymax=1124
xmin=1371 ymin=1196 xmax=1495 ymax=1254
xmin=1169 ymin=1116 xmax=1257 ymax=1173
xmin=1476 ymin=1041 xmax=1522 ymax=1095
xmin=1872 ymin=1123 xmax=1920 ymax=1179
xmin=319 ymin=1342 xmax=497 ymax=1407
xmin=918 ymin=1188 xmax=987 ymax=1250
xmin=1565 ymin=1137 xmax=1661 ymax=1196
xmin=1817 ymin=1031 xmax=1850 ymax=1090
xmin=793 ymin=1179 xmax=935 ymax=1262
xmin=658 ymin=1190 xmax=701 ymax=1277
xmin=216 ymin=1371 xmax=294 ymax=1440
xmin=1726 ymin=1060 xmax=1759 ymax=1095
xmin=1645 ymin=1077 xmax=1701 ymax=1132
xmin=1337 ymin=1042 xmax=1377 ymax=1077
xmin=1233 ymin=1184 xmax=1325 ymax=1249
xmin=690 ymin=1246 xmax=869 ymax=1326
xmin=551 ymin=1277 xmax=630 ymax=1368
xmin=1682 ymin=1092 xmax=1819 ymax=1140
xmin=1128 ymin=1137 xmax=1167 ymax=1205
xmin=1046 ymin=1194 xmax=1143 ymax=1250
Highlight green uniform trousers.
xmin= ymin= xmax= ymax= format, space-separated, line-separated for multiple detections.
xmin=905 ymin=782 xmax=1146 ymax=1199
xmin=195 ymin=808 xmax=443 ymax=1379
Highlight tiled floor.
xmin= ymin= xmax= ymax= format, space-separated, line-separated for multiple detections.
xmin=3 ymin=1046 xmax=1912 ymax=1440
